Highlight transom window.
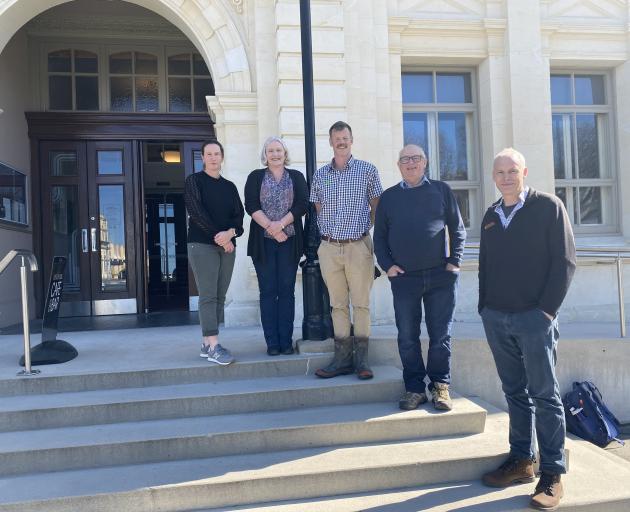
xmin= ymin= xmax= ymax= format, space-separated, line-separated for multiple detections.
xmin=43 ymin=45 xmax=215 ymax=113
xmin=401 ymin=71 xmax=478 ymax=229
xmin=551 ymin=73 xmax=616 ymax=232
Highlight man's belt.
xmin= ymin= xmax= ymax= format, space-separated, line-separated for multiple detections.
xmin=321 ymin=233 xmax=368 ymax=244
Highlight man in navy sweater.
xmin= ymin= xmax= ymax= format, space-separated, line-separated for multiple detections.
xmin=374 ymin=144 xmax=465 ymax=411
xmin=479 ymin=148 xmax=576 ymax=511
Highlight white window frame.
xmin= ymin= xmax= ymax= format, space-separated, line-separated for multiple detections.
xmin=401 ymin=68 xmax=481 ymax=231
xmin=551 ymin=70 xmax=618 ymax=234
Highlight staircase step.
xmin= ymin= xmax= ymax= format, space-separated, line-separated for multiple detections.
xmin=0 ymin=366 xmax=404 ymax=432
xmin=0 ymin=354 xmax=330 ymax=397
xmin=0 ymin=397 xmax=486 ymax=476
xmin=0 ymin=416 xmax=510 ymax=511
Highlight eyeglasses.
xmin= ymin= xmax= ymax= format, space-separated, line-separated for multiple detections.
xmin=399 ymin=155 xmax=424 ymax=164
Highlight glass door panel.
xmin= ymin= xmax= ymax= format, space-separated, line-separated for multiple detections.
xmin=51 ymin=185 xmax=81 ymax=291
xmin=97 ymin=184 xmax=127 ymax=292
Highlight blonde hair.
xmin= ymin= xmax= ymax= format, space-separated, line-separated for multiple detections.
xmin=260 ymin=136 xmax=291 ymax=166
xmin=494 ymin=147 xmax=526 ymax=169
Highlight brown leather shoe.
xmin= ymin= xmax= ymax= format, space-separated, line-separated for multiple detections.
xmin=482 ymin=456 xmax=535 ymax=487
xmin=530 ymin=473 xmax=563 ymax=511
xmin=353 ymin=337 xmax=373 ymax=380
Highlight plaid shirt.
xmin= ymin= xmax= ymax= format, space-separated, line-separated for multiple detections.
xmin=310 ymin=156 xmax=383 ymax=239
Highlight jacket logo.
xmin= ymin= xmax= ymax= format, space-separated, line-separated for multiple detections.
xmin=483 ymin=221 xmax=496 ymax=230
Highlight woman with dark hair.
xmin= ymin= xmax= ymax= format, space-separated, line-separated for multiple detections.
xmin=185 ymin=139 xmax=244 ymax=365
xmin=244 ymin=137 xmax=308 ymax=355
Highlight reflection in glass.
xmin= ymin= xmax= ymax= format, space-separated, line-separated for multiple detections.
xmin=193 ymin=54 xmax=210 ymax=76
xmin=109 ymin=52 xmax=132 ymax=74
xmin=576 ymin=114 xmax=600 ymax=179
xmin=135 ymin=52 xmax=158 ymax=75
xmin=551 ymin=75 xmax=572 ymax=105
xmin=436 ymin=73 xmax=471 ymax=103
xmin=552 ymin=114 xmax=567 ymax=179
xmin=193 ymin=150 xmax=203 ymax=172
xmin=97 ymin=151 xmax=123 ymax=175
xmin=403 ymin=112 xmax=428 ymax=151
xmin=75 ymin=76 xmax=99 ymax=110
xmin=99 ymin=185 xmax=127 ymax=292
xmin=49 ymin=75 xmax=73 ymax=110
xmin=110 ymin=77 xmax=133 ymax=111
xmin=51 ymin=186 xmax=80 ymax=291
xmin=168 ymin=54 xmax=191 ymax=75
xmin=0 ymin=162 xmax=27 ymax=225
xmin=136 ymin=77 xmax=159 ymax=111
xmin=438 ymin=113 xmax=468 ymax=180
xmin=575 ymin=75 xmax=605 ymax=105
xmin=579 ymin=186 xmax=602 ymax=224
xmin=74 ymin=50 xmax=98 ymax=73
xmin=50 ymin=151 xmax=78 ymax=176
xmin=452 ymin=189 xmax=470 ymax=228
xmin=402 ymin=73 xmax=433 ymax=103
xmin=159 ymin=202 xmax=176 ymax=281
xmin=169 ymin=77 xmax=192 ymax=112
xmin=48 ymin=50 xmax=71 ymax=72
xmin=194 ymin=78 xmax=214 ymax=112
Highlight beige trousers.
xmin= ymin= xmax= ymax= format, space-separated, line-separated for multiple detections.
xmin=317 ymin=236 xmax=375 ymax=339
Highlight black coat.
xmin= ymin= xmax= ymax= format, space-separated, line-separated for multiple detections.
xmin=244 ymin=168 xmax=309 ymax=264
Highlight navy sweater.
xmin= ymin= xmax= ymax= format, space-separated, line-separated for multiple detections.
xmin=373 ymin=179 xmax=466 ymax=274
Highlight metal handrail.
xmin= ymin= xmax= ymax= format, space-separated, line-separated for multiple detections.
xmin=463 ymin=243 xmax=630 ymax=337
xmin=0 ymin=250 xmax=40 ymax=376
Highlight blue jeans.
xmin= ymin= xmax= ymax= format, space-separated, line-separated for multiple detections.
xmin=390 ymin=267 xmax=458 ymax=394
xmin=253 ymin=237 xmax=299 ymax=351
xmin=480 ymin=307 xmax=566 ymax=474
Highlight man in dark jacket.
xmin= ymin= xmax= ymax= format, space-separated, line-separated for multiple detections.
xmin=479 ymin=148 xmax=576 ymax=511
xmin=374 ymin=144 xmax=466 ymax=411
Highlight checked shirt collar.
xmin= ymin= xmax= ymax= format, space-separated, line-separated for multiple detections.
xmin=494 ymin=186 xmax=529 ymax=228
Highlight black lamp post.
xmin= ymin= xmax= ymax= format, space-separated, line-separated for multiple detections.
xmin=299 ymin=0 xmax=333 ymax=341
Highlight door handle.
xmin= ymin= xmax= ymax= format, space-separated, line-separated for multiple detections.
xmin=91 ymin=228 xmax=97 ymax=252
xmin=82 ymin=229 xmax=88 ymax=253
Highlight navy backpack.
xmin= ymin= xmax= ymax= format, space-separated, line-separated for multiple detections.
xmin=563 ymin=381 xmax=624 ymax=448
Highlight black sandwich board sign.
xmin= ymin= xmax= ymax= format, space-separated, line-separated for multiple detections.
xmin=19 ymin=256 xmax=78 ymax=366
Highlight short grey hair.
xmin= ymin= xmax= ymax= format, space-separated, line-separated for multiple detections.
xmin=399 ymin=144 xmax=426 ymax=160
xmin=494 ymin=147 xmax=526 ymax=169
xmin=260 ymin=136 xmax=291 ymax=166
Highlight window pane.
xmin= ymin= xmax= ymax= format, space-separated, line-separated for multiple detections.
xmin=550 ymin=75 xmax=572 ymax=105
xmin=193 ymin=53 xmax=210 ymax=76
xmin=0 ymin=163 xmax=27 ymax=225
xmin=576 ymin=114 xmax=600 ymax=179
xmin=169 ymin=77 xmax=192 ymax=112
xmin=452 ymin=189 xmax=470 ymax=228
xmin=97 ymin=151 xmax=123 ymax=175
xmin=402 ymin=112 xmax=428 ymax=150
xmin=75 ymin=50 xmax=98 ymax=73
xmin=193 ymin=150 xmax=203 ymax=172
xmin=51 ymin=186 xmax=80 ymax=291
xmin=579 ymin=186 xmax=602 ymax=224
xmin=552 ymin=114 xmax=567 ymax=179
xmin=194 ymin=78 xmax=214 ymax=112
xmin=50 ymin=151 xmax=78 ymax=176
xmin=110 ymin=77 xmax=133 ymax=112
xmin=438 ymin=113 xmax=468 ymax=180
xmin=575 ymin=75 xmax=605 ymax=105
xmin=402 ymin=73 xmax=433 ymax=103
xmin=555 ymin=187 xmax=567 ymax=210
xmin=75 ymin=76 xmax=99 ymax=110
xmin=136 ymin=77 xmax=159 ymax=112
xmin=135 ymin=52 xmax=158 ymax=75
xmin=49 ymin=75 xmax=73 ymax=110
xmin=436 ymin=73 xmax=471 ymax=103
xmin=168 ymin=54 xmax=191 ymax=75
xmin=109 ymin=52 xmax=132 ymax=74
xmin=48 ymin=50 xmax=71 ymax=72
xmin=99 ymin=185 xmax=127 ymax=292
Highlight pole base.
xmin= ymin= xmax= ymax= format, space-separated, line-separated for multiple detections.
xmin=18 ymin=340 xmax=78 ymax=366
xmin=17 ymin=368 xmax=41 ymax=376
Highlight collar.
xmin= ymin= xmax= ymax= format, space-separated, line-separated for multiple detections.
xmin=400 ymin=175 xmax=430 ymax=189
xmin=328 ymin=155 xmax=354 ymax=171
xmin=499 ymin=186 xmax=529 ymax=207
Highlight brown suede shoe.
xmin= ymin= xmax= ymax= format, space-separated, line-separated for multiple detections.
xmin=530 ymin=473 xmax=563 ymax=511
xmin=481 ymin=456 xmax=535 ymax=487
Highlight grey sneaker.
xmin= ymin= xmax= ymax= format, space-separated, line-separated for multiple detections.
xmin=399 ymin=391 xmax=428 ymax=410
xmin=431 ymin=382 xmax=453 ymax=410
xmin=200 ymin=344 xmax=211 ymax=358
xmin=207 ymin=344 xmax=235 ymax=366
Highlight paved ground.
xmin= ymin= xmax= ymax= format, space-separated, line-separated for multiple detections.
xmin=605 ymin=427 xmax=630 ymax=463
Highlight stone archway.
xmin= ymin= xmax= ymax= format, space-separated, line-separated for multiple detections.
xmin=0 ymin=0 xmax=252 ymax=94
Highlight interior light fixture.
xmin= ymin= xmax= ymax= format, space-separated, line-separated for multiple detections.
xmin=160 ymin=148 xmax=181 ymax=163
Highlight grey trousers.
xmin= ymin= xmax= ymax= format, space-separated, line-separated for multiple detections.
xmin=188 ymin=242 xmax=236 ymax=336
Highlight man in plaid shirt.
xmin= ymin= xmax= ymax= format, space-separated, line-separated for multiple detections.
xmin=310 ymin=121 xmax=383 ymax=380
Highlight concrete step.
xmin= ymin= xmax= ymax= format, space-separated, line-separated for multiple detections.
xmin=0 ymin=414 xmax=512 ymax=512
xmin=0 ymin=366 xmax=404 ymax=432
xmin=0 ymin=397 xmax=486 ymax=476
xmin=0 ymin=354 xmax=331 ymax=397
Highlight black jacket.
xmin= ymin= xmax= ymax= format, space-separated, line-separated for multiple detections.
xmin=478 ymin=188 xmax=576 ymax=317
xmin=244 ymin=168 xmax=309 ymax=264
